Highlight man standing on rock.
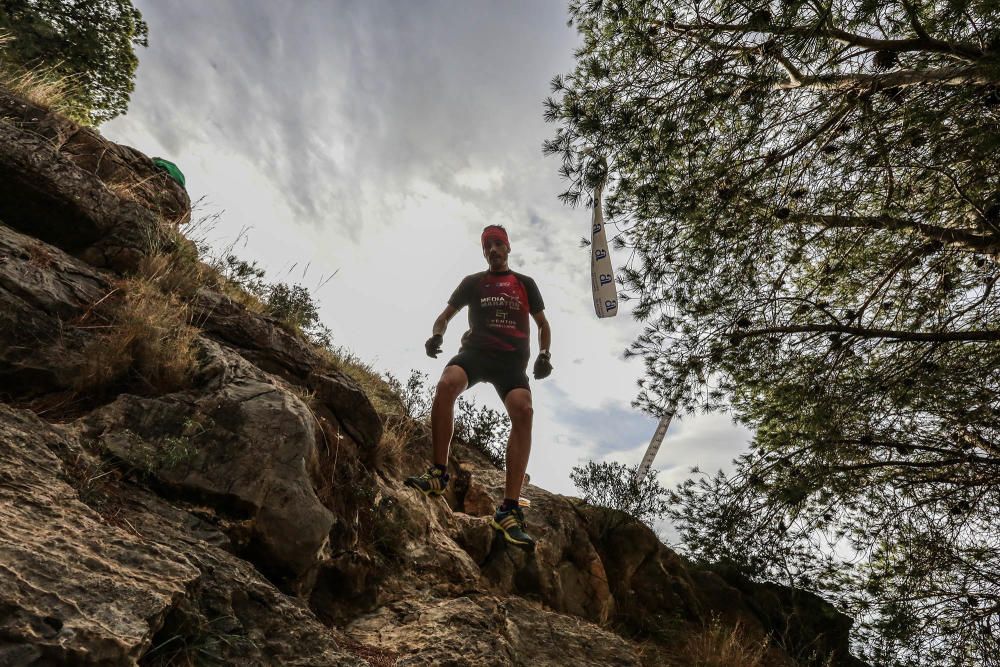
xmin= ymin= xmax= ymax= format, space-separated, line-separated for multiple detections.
xmin=405 ymin=225 xmax=552 ymax=551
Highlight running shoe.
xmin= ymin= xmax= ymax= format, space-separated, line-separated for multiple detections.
xmin=404 ymin=467 xmax=449 ymax=497
xmin=490 ymin=506 xmax=536 ymax=551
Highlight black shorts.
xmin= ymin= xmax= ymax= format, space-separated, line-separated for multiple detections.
xmin=446 ymin=348 xmax=530 ymax=400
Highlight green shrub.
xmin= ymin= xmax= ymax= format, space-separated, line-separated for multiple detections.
xmin=570 ymin=460 xmax=670 ymax=529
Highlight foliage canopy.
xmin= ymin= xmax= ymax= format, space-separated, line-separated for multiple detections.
xmin=0 ymin=0 xmax=148 ymax=123
xmin=548 ymin=1 xmax=1000 ymax=663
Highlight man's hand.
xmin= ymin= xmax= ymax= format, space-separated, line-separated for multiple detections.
xmin=533 ymin=351 xmax=552 ymax=379
xmin=425 ymin=334 xmax=444 ymax=358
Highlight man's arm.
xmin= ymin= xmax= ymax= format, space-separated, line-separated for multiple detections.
xmin=433 ymin=304 xmax=459 ymax=336
xmin=531 ymin=310 xmax=553 ymax=379
xmin=425 ymin=304 xmax=459 ymax=358
xmin=532 ymin=310 xmax=551 ymax=353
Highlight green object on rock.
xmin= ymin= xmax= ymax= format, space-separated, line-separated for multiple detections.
xmin=152 ymin=157 xmax=186 ymax=188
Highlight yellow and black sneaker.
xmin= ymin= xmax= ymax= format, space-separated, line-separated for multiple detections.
xmin=490 ymin=506 xmax=536 ymax=551
xmin=404 ymin=467 xmax=449 ymax=497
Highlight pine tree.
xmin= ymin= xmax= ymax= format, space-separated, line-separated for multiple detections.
xmin=0 ymin=0 xmax=148 ymax=124
xmin=547 ymin=2 xmax=1000 ymax=663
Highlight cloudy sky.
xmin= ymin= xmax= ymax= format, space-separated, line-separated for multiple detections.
xmin=104 ymin=0 xmax=751 ymax=522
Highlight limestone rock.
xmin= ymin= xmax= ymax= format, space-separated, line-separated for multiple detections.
xmin=448 ymin=451 xmax=615 ymax=625
xmin=449 ymin=511 xmax=496 ymax=566
xmin=580 ymin=506 xmax=705 ymax=630
xmin=704 ymin=567 xmax=869 ymax=667
xmin=0 ymin=402 xmax=367 ymax=666
xmin=580 ymin=503 xmax=869 ymax=665
xmin=380 ymin=478 xmax=483 ymax=591
xmin=0 ymin=403 xmax=199 ymax=665
xmin=0 ymin=96 xmax=184 ymax=273
xmin=81 ymin=338 xmax=335 ymax=582
xmin=192 ymin=287 xmax=383 ymax=450
xmin=347 ymin=595 xmax=642 ymax=667
xmin=119 ymin=487 xmax=367 ymax=667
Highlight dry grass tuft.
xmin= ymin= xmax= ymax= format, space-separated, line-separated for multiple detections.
xmin=0 ymin=31 xmax=90 ymax=123
xmin=375 ymin=412 xmax=421 ymax=472
xmin=171 ymin=219 xmax=270 ymax=315
xmin=674 ymin=619 xmax=772 ymax=667
xmin=137 ymin=238 xmax=209 ymax=300
xmin=74 ymin=277 xmax=199 ymax=396
xmin=0 ymin=64 xmax=73 ymax=110
xmin=106 ymin=171 xmax=162 ymax=206
xmin=213 ymin=270 xmax=269 ymax=314
xmin=319 ymin=346 xmax=405 ymax=415
xmin=315 ymin=345 xmax=421 ymax=471
xmin=0 ymin=65 xmax=78 ymax=122
xmin=136 ymin=222 xmax=262 ymax=314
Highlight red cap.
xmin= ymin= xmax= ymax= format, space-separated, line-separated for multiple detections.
xmin=481 ymin=225 xmax=510 ymax=250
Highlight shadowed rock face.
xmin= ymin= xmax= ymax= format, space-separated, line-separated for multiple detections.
xmin=0 ymin=223 xmax=110 ymax=397
xmin=0 ymin=84 xmax=870 ymax=667
xmin=0 ymin=117 xmax=173 ymax=273
xmin=0 ymin=87 xmax=190 ymax=241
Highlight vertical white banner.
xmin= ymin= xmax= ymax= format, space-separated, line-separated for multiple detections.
xmin=590 ymin=174 xmax=618 ymax=318
xmin=636 ymin=384 xmax=684 ymax=481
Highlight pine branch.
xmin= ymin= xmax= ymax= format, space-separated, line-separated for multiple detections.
xmin=826 ymin=456 xmax=1000 ymax=472
xmin=792 ymin=213 xmax=1000 ymax=255
xmin=899 ymin=0 xmax=932 ymax=42
xmin=665 ymin=19 xmax=983 ymax=62
xmin=734 ymin=323 xmax=1000 ymax=342
xmin=776 ymin=65 xmax=996 ymax=91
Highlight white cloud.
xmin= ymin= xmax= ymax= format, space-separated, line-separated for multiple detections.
xmin=453 ymin=167 xmax=505 ymax=192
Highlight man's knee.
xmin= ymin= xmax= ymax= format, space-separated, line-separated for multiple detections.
xmin=435 ymin=366 xmax=467 ymax=401
xmin=505 ymin=390 xmax=533 ymax=424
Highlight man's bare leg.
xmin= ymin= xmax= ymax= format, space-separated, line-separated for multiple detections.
xmin=431 ymin=365 xmax=469 ymax=466
xmin=503 ymin=388 xmax=533 ymax=499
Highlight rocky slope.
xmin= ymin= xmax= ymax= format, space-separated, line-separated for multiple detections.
xmin=0 ymin=85 xmax=868 ymax=666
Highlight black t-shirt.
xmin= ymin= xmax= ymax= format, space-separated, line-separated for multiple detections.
xmin=448 ymin=270 xmax=544 ymax=354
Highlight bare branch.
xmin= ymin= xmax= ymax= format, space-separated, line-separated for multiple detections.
xmin=792 ymin=213 xmax=1000 ymax=255
xmin=899 ymin=0 xmax=932 ymax=41
xmin=735 ymin=323 xmax=1000 ymax=342
xmin=778 ymin=65 xmax=996 ymax=91
xmin=827 ymin=456 xmax=1000 ymax=472
xmin=772 ymin=49 xmax=805 ymax=85
xmin=665 ymin=19 xmax=983 ymax=62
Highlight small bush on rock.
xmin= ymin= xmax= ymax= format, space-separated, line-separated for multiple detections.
xmin=570 ymin=460 xmax=670 ymax=529
xmin=386 ymin=370 xmax=510 ymax=470
xmin=454 ymin=397 xmax=509 ymax=470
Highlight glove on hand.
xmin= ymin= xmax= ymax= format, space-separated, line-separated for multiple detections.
xmin=533 ymin=351 xmax=552 ymax=379
xmin=425 ymin=334 xmax=444 ymax=358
